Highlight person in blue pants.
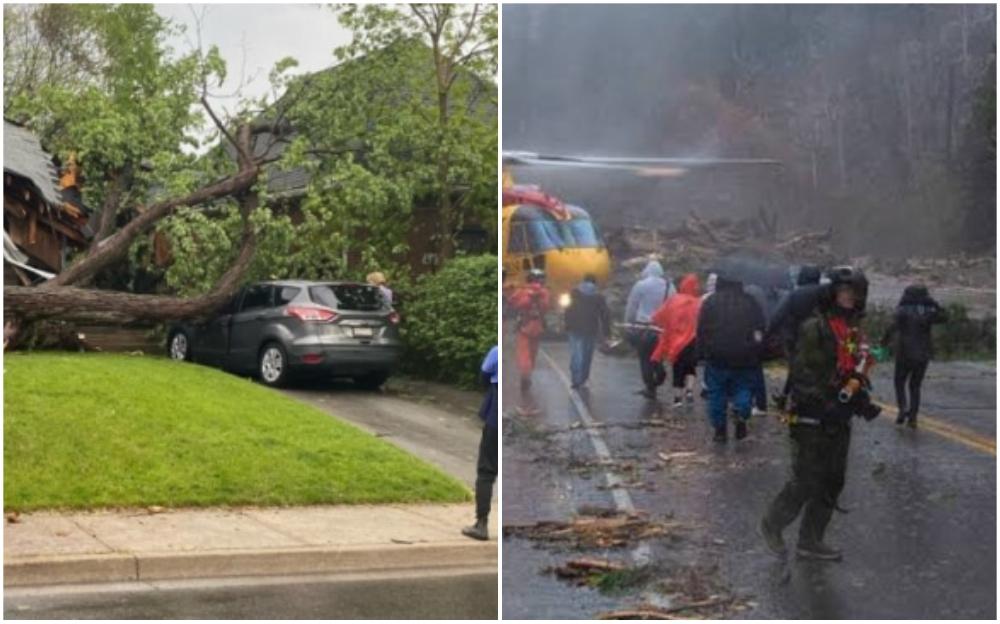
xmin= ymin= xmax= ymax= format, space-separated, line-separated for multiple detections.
xmin=564 ymin=274 xmax=611 ymax=389
xmin=695 ymin=275 xmax=766 ymax=442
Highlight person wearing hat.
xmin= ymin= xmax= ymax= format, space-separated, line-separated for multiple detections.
xmin=508 ymin=269 xmax=551 ymax=392
xmin=760 ymin=267 xmax=878 ymax=562
xmin=881 ymin=283 xmax=947 ymax=428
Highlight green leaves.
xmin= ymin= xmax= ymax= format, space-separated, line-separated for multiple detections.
xmin=400 ymin=255 xmax=498 ymax=388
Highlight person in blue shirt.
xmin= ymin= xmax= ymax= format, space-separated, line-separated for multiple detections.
xmin=463 ymin=345 xmax=498 ymax=541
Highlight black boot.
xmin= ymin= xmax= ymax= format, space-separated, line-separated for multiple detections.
xmin=713 ymin=425 xmax=727 ymax=442
xmin=907 ymin=413 xmax=918 ymax=429
xmin=896 ymin=410 xmax=907 ymax=425
xmin=461 ymin=517 xmax=489 ymax=541
xmin=735 ymin=419 xmax=748 ymax=440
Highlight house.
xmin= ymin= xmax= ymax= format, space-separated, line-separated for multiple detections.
xmin=231 ymin=40 xmax=495 ymax=274
xmin=3 ymin=119 xmax=92 ymax=285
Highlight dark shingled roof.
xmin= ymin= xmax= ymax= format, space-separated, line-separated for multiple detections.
xmin=3 ymin=119 xmax=63 ymax=207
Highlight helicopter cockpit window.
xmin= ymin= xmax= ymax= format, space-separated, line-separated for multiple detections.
xmin=508 ymin=206 xmax=562 ymax=252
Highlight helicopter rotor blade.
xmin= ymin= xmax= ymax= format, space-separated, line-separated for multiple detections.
xmin=502 ymin=151 xmax=781 ymax=173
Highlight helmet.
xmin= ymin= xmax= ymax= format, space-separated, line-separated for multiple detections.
xmin=527 ymin=268 xmax=546 ymax=283
xmin=824 ymin=266 xmax=868 ymax=313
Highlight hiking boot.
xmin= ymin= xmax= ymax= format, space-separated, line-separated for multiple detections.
xmin=758 ymin=517 xmax=787 ymax=556
xmin=685 ymin=390 xmax=695 ymax=404
xmin=461 ymin=518 xmax=489 ymax=541
xmin=895 ymin=411 xmax=907 ymax=425
xmin=796 ymin=541 xmax=843 ymax=561
xmin=735 ymin=419 xmax=748 ymax=440
xmin=713 ymin=425 xmax=727 ymax=442
xmin=672 ymin=396 xmax=684 ymax=408
xmin=907 ymin=414 xmax=918 ymax=429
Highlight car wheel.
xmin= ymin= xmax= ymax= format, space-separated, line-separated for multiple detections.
xmin=354 ymin=372 xmax=389 ymax=391
xmin=258 ymin=342 xmax=290 ymax=387
xmin=168 ymin=330 xmax=193 ymax=362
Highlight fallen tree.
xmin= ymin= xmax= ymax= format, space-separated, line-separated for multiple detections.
xmin=4 ymin=109 xmax=269 ymax=347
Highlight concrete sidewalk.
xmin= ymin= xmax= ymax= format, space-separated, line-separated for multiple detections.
xmin=4 ymin=503 xmax=497 ymax=587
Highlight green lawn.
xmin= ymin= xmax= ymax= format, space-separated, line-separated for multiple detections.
xmin=4 ymin=353 xmax=471 ymax=511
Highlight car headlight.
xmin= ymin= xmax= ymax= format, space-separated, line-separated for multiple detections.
xmin=558 ymin=293 xmax=571 ymax=308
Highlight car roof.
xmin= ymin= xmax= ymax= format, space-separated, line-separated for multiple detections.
xmin=255 ymin=280 xmax=369 ymax=288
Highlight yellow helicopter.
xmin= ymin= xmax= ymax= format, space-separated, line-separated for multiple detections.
xmin=502 ymin=150 xmax=780 ymax=308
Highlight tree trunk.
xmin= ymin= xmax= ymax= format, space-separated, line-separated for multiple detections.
xmin=4 ymin=193 xmax=258 ymax=324
xmin=4 ymin=124 xmax=261 ymax=331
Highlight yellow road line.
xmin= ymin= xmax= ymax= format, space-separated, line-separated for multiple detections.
xmin=765 ymin=368 xmax=995 ymax=456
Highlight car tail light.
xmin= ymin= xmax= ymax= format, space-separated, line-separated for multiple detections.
xmin=286 ymin=306 xmax=338 ymax=323
xmin=301 ymin=353 xmax=323 ymax=364
xmin=388 ymin=312 xmax=401 ymax=325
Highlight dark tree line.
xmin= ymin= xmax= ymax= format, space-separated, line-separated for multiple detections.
xmin=504 ymin=4 xmax=996 ymax=256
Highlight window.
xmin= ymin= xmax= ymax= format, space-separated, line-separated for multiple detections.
xmin=309 ymin=284 xmax=384 ymax=311
xmin=240 ymin=285 xmax=273 ymax=312
xmin=276 ymin=286 xmax=300 ymax=306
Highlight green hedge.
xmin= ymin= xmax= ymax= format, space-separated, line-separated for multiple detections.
xmin=399 ymin=255 xmax=498 ymax=388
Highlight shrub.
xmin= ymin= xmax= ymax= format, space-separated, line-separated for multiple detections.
xmin=400 ymin=255 xmax=497 ymax=388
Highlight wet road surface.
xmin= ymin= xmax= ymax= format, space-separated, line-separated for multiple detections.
xmin=502 ymin=337 xmax=996 ymax=619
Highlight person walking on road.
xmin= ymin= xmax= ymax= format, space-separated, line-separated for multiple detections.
xmin=509 ymin=269 xmax=551 ymax=391
xmin=744 ymin=282 xmax=771 ymax=417
xmin=881 ymin=283 xmax=947 ymax=428
xmin=650 ymin=273 xmax=702 ymax=407
xmin=462 ymin=345 xmax=498 ymax=541
xmin=696 ymin=273 xmax=766 ymax=441
xmin=760 ymin=267 xmax=877 ymax=562
xmin=564 ymin=274 xmax=611 ymax=389
xmin=767 ymin=265 xmax=825 ymax=410
xmin=625 ymin=259 xmax=675 ymax=398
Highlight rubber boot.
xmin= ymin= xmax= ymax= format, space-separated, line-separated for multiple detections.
xmin=461 ymin=517 xmax=489 ymax=541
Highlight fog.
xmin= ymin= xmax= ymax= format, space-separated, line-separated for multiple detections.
xmin=503 ymin=4 xmax=996 ymax=257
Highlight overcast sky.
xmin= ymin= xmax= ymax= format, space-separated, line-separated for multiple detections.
xmin=154 ymin=4 xmax=353 ymax=149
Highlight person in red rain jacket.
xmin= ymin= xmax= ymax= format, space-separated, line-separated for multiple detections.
xmin=650 ymin=273 xmax=702 ymax=407
xmin=509 ymin=269 xmax=551 ymax=391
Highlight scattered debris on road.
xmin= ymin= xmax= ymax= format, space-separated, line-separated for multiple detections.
xmin=504 ymin=510 xmax=682 ymax=550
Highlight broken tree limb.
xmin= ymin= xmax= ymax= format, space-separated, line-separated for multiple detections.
xmin=598 ymin=597 xmax=731 ymax=620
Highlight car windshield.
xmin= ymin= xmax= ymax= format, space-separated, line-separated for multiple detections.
xmin=310 ymin=284 xmax=385 ymax=311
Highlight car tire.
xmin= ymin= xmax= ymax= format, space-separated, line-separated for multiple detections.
xmin=258 ymin=342 xmax=290 ymax=388
xmin=354 ymin=372 xmax=389 ymax=391
xmin=167 ymin=330 xmax=193 ymax=362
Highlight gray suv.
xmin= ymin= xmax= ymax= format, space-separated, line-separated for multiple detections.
xmin=167 ymin=280 xmax=402 ymax=389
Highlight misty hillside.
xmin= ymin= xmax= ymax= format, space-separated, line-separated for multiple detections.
xmin=503 ymin=5 xmax=996 ymax=257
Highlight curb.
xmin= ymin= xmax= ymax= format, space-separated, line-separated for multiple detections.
xmin=5 ymin=540 xmax=497 ymax=587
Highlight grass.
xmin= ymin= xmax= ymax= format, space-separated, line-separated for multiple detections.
xmin=4 ymin=353 xmax=471 ymax=511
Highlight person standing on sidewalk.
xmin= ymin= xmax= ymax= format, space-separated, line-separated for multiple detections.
xmin=462 ymin=345 xmax=498 ymax=541
xmin=881 ymin=283 xmax=948 ymax=428
xmin=509 ymin=269 xmax=551 ymax=392
xmin=650 ymin=273 xmax=702 ymax=407
xmin=760 ymin=267 xmax=875 ymax=562
xmin=564 ymin=274 xmax=611 ymax=389
xmin=625 ymin=260 xmax=675 ymax=398
xmin=696 ymin=273 xmax=765 ymax=442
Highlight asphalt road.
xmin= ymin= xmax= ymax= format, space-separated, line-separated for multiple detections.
xmin=5 ymin=568 xmax=498 ymax=619
xmin=502 ymin=337 xmax=996 ymax=619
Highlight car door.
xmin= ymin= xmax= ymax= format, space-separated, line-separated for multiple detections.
xmin=227 ymin=284 xmax=274 ymax=372
xmin=199 ymin=289 xmax=244 ymax=367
